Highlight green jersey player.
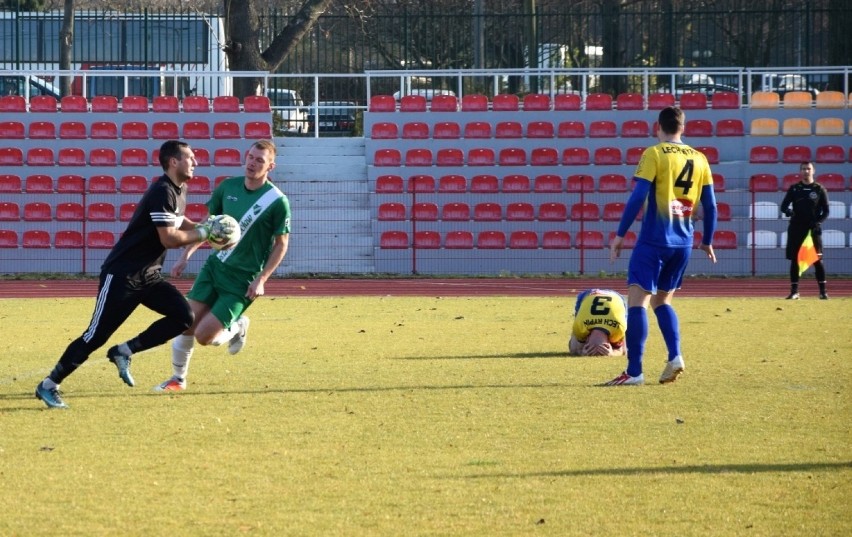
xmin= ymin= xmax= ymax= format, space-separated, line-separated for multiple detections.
xmin=157 ymin=139 xmax=291 ymax=392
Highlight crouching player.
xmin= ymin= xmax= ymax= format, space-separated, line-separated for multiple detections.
xmin=568 ymin=288 xmax=627 ymax=357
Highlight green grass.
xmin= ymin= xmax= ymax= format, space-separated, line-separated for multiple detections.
xmin=1 ymin=296 xmax=850 ymax=536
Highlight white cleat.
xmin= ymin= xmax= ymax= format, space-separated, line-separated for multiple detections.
xmin=228 ymin=316 xmax=250 ymax=355
xmin=659 ymin=355 xmax=685 ymax=384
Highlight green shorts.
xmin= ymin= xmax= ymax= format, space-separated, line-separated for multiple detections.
xmin=187 ymin=258 xmax=254 ymax=328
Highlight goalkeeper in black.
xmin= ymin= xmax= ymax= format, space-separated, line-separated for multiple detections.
xmin=35 ymin=140 xmax=232 ymax=409
xmin=780 ymin=161 xmax=830 ymax=300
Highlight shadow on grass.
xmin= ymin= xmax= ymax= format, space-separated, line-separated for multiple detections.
xmin=461 ymin=461 xmax=852 ymax=479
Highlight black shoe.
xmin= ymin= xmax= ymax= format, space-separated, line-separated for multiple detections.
xmin=785 ymin=292 xmax=800 ymax=300
xmin=819 ymin=292 xmax=829 ymax=300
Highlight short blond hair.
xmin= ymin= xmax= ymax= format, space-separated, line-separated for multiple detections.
xmin=251 ymin=139 xmax=276 ymax=157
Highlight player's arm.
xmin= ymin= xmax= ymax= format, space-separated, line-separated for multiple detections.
xmin=610 ymin=178 xmax=650 ymax=261
xmin=246 ymin=233 xmax=290 ymax=300
xmin=698 ymin=184 xmax=718 ymax=263
xmin=815 ymin=188 xmax=829 ymax=224
xmin=780 ymin=188 xmax=794 ymax=217
xmin=157 ymin=224 xmax=207 ymax=250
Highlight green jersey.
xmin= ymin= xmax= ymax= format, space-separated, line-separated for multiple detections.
xmin=206 ymin=176 xmax=291 ymax=279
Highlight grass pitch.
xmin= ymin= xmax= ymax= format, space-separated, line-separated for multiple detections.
xmin=0 ymin=295 xmax=849 ymax=536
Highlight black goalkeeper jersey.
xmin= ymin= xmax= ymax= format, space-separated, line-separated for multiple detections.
xmin=101 ymin=175 xmax=187 ymax=280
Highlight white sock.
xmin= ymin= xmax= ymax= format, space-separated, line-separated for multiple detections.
xmin=42 ymin=378 xmax=59 ymax=390
xmin=171 ymin=334 xmax=195 ymax=380
xmin=117 ymin=342 xmax=132 ymax=356
xmin=210 ymin=321 xmax=240 ymax=347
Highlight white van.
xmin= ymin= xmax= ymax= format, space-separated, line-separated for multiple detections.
xmin=267 ymin=88 xmax=308 ymax=133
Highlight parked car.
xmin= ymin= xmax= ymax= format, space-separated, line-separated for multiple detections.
xmin=761 ymin=73 xmax=820 ymax=98
xmin=306 ymin=101 xmax=357 ymax=134
xmin=673 ymin=81 xmax=741 ymax=98
xmin=268 ymin=88 xmax=308 ymax=134
xmin=392 ymin=89 xmax=456 ymax=103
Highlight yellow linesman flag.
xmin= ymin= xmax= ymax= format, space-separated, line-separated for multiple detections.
xmin=797 ymin=230 xmax=820 ymax=276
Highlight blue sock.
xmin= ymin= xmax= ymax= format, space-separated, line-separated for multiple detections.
xmin=654 ymin=304 xmax=681 ymax=360
xmin=625 ymin=307 xmax=647 ymax=377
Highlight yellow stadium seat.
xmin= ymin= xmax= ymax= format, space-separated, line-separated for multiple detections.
xmin=815 ymin=91 xmax=846 ymax=109
xmin=814 ymin=118 xmax=845 ymax=136
xmin=750 ymin=91 xmax=780 ymax=108
xmin=782 ymin=91 xmax=812 ymax=108
xmin=750 ymin=118 xmax=780 ymax=136
xmin=782 ymin=118 xmax=811 ymax=136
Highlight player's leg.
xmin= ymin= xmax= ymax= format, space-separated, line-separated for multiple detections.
xmin=195 ymin=289 xmax=250 ymax=351
xmin=156 ymin=298 xmax=210 ymax=392
xmin=787 ymin=260 xmax=800 ymax=299
xmin=785 ymin=226 xmax=806 ymax=299
xmin=813 ymin=233 xmax=827 ymax=299
xmin=653 ymin=247 xmax=690 ymax=384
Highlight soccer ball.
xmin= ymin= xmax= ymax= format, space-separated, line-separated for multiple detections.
xmin=208 ymin=214 xmax=241 ymax=250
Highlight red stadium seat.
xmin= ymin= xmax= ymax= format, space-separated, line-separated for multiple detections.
xmin=492 ymin=93 xmax=519 ymax=111
xmin=463 ymin=121 xmax=492 ymax=139
xmin=679 ymin=92 xmax=707 ymax=109
xmin=715 ymin=119 xmax=744 ymax=136
xmin=711 ymin=91 xmax=740 ymax=109
xmin=23 ymin=202 xmax=51 ymax=221
xmin=575 ymin=230 xmax=605 ymax=249
xmin=782 ymin=145 xmax=812 ymax=163
xmin=119 ymin=202 xmax=138 ymax=221
xmin=626 ymin=146 xmax=645 ymax=165
xmin=648 ymin=92 xmax=676 ymax=110
xmin=441 ymin=202 xmax=471 ymax=221
xmin=0 ymin=229 xmax=18 ymax=248
xmin=713 ymin=230 xmax=738 ymax=249
xmin=30 ymin=95 xmax=58 ymax=112
xmin=538 ymin=202 xmax=568 ymax=221
xmin=533 ymin=174 xmax=562 ymax=193
xmin=187 ymin=175 xmax=211 ymax=194
xmin=621 ymin=120 xmax=649 ymax=138
xmin=243 ymin=95 xmax=271 ymax=112
xmin=523 ymin=93 xmax=551 ymax=111
xmin=0 ymin=201 xmax=20 ymax=220
xmin=607 ymin=231 xmax=637 ymax=249
xmin=88 ymin=174 xmax=117 ymax=193
xmin=0 ymin=147 xmax=24 ymax=166
xmin=369 ymin=95 xmax=396 ymax=112
xmin=405 ymin=148 xmax=433 ymax=166
xmin=87 ymin=202 xmax=116 ymax=221
xmin=119 ymin=148 xmax=146 ymax=166
xmin=509 ymin=231 xmax=539 ymax=249
xmin=26 ymin=147 xmax=54 ymax=166
xmin=214 ymin=148 xmax=242 ymax=166
xmin=438 ymin=174 xmax=466 ymax=193
xmin=495 ymin=121 xmax=523 ymax=138
xmin=594 ymin=147 xmax=622 ymax=165
xmin=470 ymin=174 xmax=499 ymax=193
xmin=27 ymin=121 xmax=56 ymax=139
xmin=542 ymin=230 xmax=571 ymax=249
xmin=90 ymin=121 xmax=118 ymax=139
xmin=380 ymin=231 xmax=409 ymax=249
xmin=433 ymin=121 xmax=461 ymax=139
xmin=244 ymin=121 xmax=272 ymax=139
xmin=374 ymin=149 xmax=402 ymax=166
xmin=400 ymin=95 xmax=427 ymax=112
xmin=498 ymin=147 xmax=526 ymax=166
xmin=603 ymin=202 xmax=626 ymax=221
xmin=460 ymin=94 xmax=488 ymax=112
xmin=562 ymin=147 xmax=590 ymax=165
xmin=445 ymin=230 xmax=473 ymax=249
xmin=152 ymin=121 xmax=180 ymax=139
xmin=430 ymin=94 xmax=459 ymax=112
xmin=55 ymin=202 xmax=84 ymax=221
xmin=54 ymin=230 xmax=83 ymax=249
xmin=566 ymin=174 xmax=594 ymax=193
xmin=684 ymin=119 xmax=713 ymax=137
xmin=467 ymin=148 xmax=495 ymax=166
xmin=57 ymin=175 xmax=85 ymax=194
xmin=782 ymin=173 xmax=799 ymax=191
xmin=526 ymin=121 xmax=554 ymax=138
xmin=411 ymin=202 xmax=439 ymax=221
xmin=749 ymin=145 xmax=779 ymax=163
xmin=571 ymin=202 xmax=601 ymax=221
xmin=413 ymin=231 xmax=441 ymax=249
xmin=589 ymin=120 xmax=617 ymax=138
xmin=557 ymin=121 xmax=585 ymax=138
xmin=473 ymin=202 xmax=501 ymax=221
xmin=59 ymin=121 xmax=86 ymax=139
xmin=378 ymin=202 xmax=407 ymax=221
xmin=554 ymin=93 xmax=581 ymax=111
xmin=213 ymin=121 xmax=241 ymax=139
xmin=375 ymin=174 xmax=404 ymax=193
xmin=616 ymin=92 xmax=644 ymax=110
xmin=212 ymin=95 xmax=240 ymax=112
xmin=585 ymin=93 xmax=613 ymax=110
xmin=0 ymin=121 xmax=25 ymax=139
xmin=60 ymin=95 xmax=87 ymax=112
xmin=152 ymin=95 xmax=179 ymax=113
xmin=816 ymin=173 xmax=845 ymax=191
xmin=185 ymin=203 xmax=208 ymax=222
xmin=407 ymin=174 xmax=436 ymax=193
xmin=182 ymin=95 xmax=210 ymax=112
xmin=87 ymin=231 xmax=116 ymax=249
xmin=815 ymin=145 xmax=845 ymax=163
xmin=0 ymin=95 xmax=26 ymax=112
xmin=402 ymin=122 xmax=429 ymax=139
xmin=506 ymin=202 xmax=535 ymax=221
xmin=119 ymin=175 xmax=148 ymax=194
xmin=695 ymin=146 xmax=719 ymax=164
xmin=477 ymin=230 xmax=506 ymax=249
xmin=716 ymin=202 xmax=732 ymax=221
xmin=193 ymin=148 xmax=210 ymax=166
xmin=91 ymin=95 xmax=118 ymax=112
xmin=22 ymin=230 xmax=51 ymax=249
xmin=183 ymin=121 xmax=211 ymax=139
xmin=749 ymin=174 xmax=779 ymax=192
xmin=598 ymin=173 xmax=628 ymax=193
xmin=121 ymin=95 xmax=148 ymax=112
xmin=24 ymin=174 xmax=53 ymax=193
xmin=712 ymin=173 xmax=726 ymax=192
xmin=502 ymin=174 xmax=530 ymax=193
xmin=120 ymin=121 xmax=148 ymax=139
xmin=0 ymin=174 xmax=22 ymax=192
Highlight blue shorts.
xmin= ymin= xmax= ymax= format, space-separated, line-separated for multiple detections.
xmin=627 ymin=243 xmax=692 ymax=294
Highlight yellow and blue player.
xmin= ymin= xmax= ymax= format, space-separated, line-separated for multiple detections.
xmin=607 ymin=106 xmax=718 ymax=385
xmin=569 ymin=289 xmax=627 ymax=357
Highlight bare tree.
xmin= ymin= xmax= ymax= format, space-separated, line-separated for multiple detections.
xmin=58 ymin=0 xmax=74 ymax=96
xmin=223 ymin=0 xmax=333 ymax=98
